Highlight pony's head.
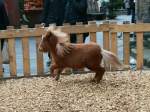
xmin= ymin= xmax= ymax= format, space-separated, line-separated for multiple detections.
xmin=38 ymin=25 xmax=69 ymax=52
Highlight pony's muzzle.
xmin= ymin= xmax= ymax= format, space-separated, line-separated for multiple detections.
xmin=38 ymin=46 xmax=43 ymax=52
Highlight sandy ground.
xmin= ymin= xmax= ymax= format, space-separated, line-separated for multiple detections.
xmin=0 ymin=71 xmax=150 ymax=112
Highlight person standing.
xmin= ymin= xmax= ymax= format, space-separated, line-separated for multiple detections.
xmin=0 ymin=0 xmax=9 ymax=50
xmin=0 ymin=0 xmax=9 ymax=72
xmin=124 ymin=0 xmax=131 ymax=15
xmin=41 ymin=0 xmax=66 ymax=26
xmin=64 ymin=0 xmax=88 ymax=43
xmin=41 ymin=0 xmax=67 ymax=66
xmin=130 ymin=0 xmax=135 ymax=23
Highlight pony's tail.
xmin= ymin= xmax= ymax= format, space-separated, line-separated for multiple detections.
xmin=101 ymin=49 xmax=123 ymax=68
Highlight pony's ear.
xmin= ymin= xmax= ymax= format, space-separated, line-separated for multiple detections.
xmin=45 ymin=25 xmax=55 ymax=38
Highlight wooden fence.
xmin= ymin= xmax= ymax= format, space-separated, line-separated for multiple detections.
xmin=0 ymin=21 xmax=149 ymax=79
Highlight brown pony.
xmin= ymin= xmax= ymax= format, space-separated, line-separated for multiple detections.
xmin=38 ymin=25 xmax=123 ymax=83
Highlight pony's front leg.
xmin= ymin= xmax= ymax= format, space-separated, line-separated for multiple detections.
xmin=55 ymin=68 xmax=63 ymax=81
xmin=50 ymin=64 xmax=58 ymax=77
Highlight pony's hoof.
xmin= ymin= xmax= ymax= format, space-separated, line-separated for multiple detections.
xmin=51 ymin=74 xmax=55 ymax=78
xmin=55 ymin=75 xmax=60 ymax=81
xmin=91 ymin=78 xmax=101 ymax=83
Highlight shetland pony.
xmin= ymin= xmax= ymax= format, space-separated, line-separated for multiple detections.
xmin=38 ymin=26 xmax=123 ymax=83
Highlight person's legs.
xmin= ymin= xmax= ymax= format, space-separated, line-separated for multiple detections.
xmin=83 ymin=33 xmax=89 ymax=42
xmin=70 ymin=22 xmax=77 ymax=43
xmin=1 ymin=39 xmax=4 ymax=50
xmin=70 ymin=34 xmax=77 ymax=43
xmin=1 ymin=39 xmax=5 ymax=72
xmin=131 ymin=10 xmax=135 ymax=23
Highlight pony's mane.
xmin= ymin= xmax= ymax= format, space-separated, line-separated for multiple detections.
xmin=46 ymin=25 xmax=69 ymax=43
xmin=47 ymin=25 xmax=74 ymax=57
xmin=56 ymin=43 xmax=74 ymax=57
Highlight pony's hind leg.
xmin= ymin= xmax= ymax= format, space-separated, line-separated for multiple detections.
xmin=89 ymin=66 xmax=105 ymax=83
xmin=95 ymin=67 xmax=105 ymax=83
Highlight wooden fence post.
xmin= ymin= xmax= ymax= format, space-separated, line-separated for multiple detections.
xmin=21 ymin=25 xmax=30 ymax=76
xmin=88 ymin=21 xmax=97 ymax=42
xmin=76 ymin=22 xmax=83 ymax=43
xmin=136 ymin=32 xmax=143 ymax=69
xmin=103 ymin=21 xmax=110 ymax=50
xmin=123 ymin=21 xmax=130 ymax=65
xmin=63 ymin=23 xmax=71 ymax=43
xmin=110 ymin=22 xmax=117 ymax=55
xmin=35 ymin=24 xmax=44 ymax=75
xmin=7 ymin=26 xmax=17 ymax=77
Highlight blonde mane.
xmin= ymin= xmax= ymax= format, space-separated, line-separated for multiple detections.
xmin=56 ymin=43 xmax=74 ymax=57
xmin=47 ymin=25 xmax=74 ymax=57
xmin=47 ymin=25 xmax=69 ymax=43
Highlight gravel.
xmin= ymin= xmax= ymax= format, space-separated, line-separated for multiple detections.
xmin=0 ymin=71 xmax=150 ymax=112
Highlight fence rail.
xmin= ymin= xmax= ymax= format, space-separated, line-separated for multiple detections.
xmin=0 ymin=21 xmax=149 ymax=79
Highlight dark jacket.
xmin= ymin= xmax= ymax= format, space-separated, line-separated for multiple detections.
xmin=65 ymin=0 xmax=87 ymax=23
xmin=0 ymin=0 xmax=9 ymax=30
xmin=42 ymin=0 xmax=66 ymax=26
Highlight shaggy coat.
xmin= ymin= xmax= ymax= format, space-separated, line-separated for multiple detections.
xmin=39 ymin=26 xmax=123 ymax=83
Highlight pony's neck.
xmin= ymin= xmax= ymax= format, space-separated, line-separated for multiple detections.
xmin=48 ymin=39 xmax=59 ymax=59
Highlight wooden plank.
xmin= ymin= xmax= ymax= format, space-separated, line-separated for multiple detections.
xmin=102 ymin=21 xmax=110 ymax=71
xmin=103 ymin=21 xmax=110 ymax=50
xmin=110 ymin=32 xmax=117 ymax=55
xmin=21 ymin=25 xmax=30 ymax=76
xmin=63 ymin=23 xmax=71 ymax=43
xmin=90 ymin=32 xmax=96 ymax=42
xmin=76 ymin=22 xmax=83 ymax=43
xmin=103 ymin=31 xmax=110 ymax=50
xmin=8 ymin=38 xmax=17 ymax=77
xmin=123 ymin=32 xmax=130 ymax=65
xmin=0 ymin=24 xmax=109 ymax=38
xmin=110 ymin=22 xmax=117 ymax=55
xmin=7 ymin=26 xmax=17 ymax=77
xmin=88 ymin=21 xmax=97 ymax=42
xmin=123 ymin=21 xmax=130 ymax=65
xmin=1 ymin=23 xmax=150 ymax=38
xmin=136 ymin=32 xmax=143 ymax=69
xmin=77 ymin=33 xmax=83 ymax=43
xmin=109 ymin=23 xmax=150 ymax=32
xmin=35 ymin=24 xmax=44 ymax=75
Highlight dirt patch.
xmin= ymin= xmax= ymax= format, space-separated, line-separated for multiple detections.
xmin=0 ymin=71 xmax=150 ymax=112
